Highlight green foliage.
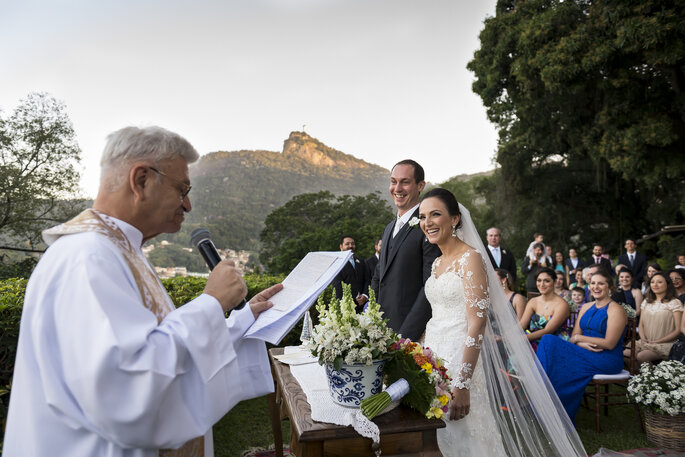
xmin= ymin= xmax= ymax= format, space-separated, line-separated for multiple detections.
xmin=0 ymin=93 xmax=83 ymax=248
xmin=260 ymin=191 xmax=393 ymax=274
xmin=437 ymin=171 xmax=500 ymax=239
xmin=0 ymin=279 xmax=25 ymax=395
xmin=0 ymin=255 xmax=38 ymax=280
xmin=162 ymin=276 xmax=208 ymax=307
xmin=468 ymin=0 xmax=685 ymax=257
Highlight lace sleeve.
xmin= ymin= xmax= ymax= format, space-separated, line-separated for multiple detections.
xmin=453 ymin=250 xmax=490 ymax=390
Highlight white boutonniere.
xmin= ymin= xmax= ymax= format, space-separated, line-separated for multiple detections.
xmin=502 ymin=249 xmax=507 ymax=254
xmin=408 ymin=217 xmax=420 ymax=228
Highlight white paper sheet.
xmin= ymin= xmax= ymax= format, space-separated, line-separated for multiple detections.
xmin=243 ymin=250 xmax=352 ymax=344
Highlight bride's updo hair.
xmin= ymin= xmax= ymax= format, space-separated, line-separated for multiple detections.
xmin=420 ymin=187 xmax=462 ymax=228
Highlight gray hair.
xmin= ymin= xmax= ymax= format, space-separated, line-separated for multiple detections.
xmin=100 ymin=126 xmax=199 ymax=189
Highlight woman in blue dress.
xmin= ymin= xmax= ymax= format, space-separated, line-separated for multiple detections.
xmin=537 ymin=269 xmax=627 ymax=424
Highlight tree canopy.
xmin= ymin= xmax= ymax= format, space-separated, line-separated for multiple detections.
xmin=0 ymin=93 xmax=83 ymax=249
xmin=468 ymin=0 xmax=685 ymax=256
xmin=260 ymin=191 xmax=393 ymax=274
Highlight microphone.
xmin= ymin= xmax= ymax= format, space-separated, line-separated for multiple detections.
xmin=190 ymin=228 xmax=246 ymax=311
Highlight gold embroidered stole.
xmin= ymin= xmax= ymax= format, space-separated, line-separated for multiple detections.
xmin=43 ymin=209 xmax=205 ymax=457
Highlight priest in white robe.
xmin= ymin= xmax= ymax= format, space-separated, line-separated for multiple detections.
xmin=3 ymin=126 xmax=282 ymax=457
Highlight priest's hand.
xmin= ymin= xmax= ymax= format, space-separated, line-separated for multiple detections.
xmin=249 ymin=283 xmax=284 ymax=319
xmin=204 ymin=260 xmax=248 ymax=312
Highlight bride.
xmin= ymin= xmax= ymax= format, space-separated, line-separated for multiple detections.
xmin=418 ymin=188 xmax=586 ymax=457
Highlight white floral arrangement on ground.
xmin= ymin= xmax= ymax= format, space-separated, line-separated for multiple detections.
xmin=307 ymin=284 xmax=397 ymax=370
xmin=628 ymin=360 xmax=685 ymax=416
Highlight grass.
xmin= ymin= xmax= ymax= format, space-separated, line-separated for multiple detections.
xmin=213 ymin=388 xmax=652 ymax=457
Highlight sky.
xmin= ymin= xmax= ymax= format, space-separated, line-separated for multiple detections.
xmin=1 ymin=0 xmax=499 ymax=198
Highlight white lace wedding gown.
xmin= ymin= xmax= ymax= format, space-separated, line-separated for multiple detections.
xmin=423 ymin=250 xmax=507 ymax=457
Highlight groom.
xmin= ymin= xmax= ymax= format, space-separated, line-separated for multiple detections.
xmin=371 ymin=160 xmax=441 ymax=340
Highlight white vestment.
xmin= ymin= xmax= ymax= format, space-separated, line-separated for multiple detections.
xmin=3 ymin=211 xmax=273 ymax=457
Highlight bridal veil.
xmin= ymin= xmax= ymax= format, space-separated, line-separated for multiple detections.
xmin=457 ymin=203 xmax=587 ymax=457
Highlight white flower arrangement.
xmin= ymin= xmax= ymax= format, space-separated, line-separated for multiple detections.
xmin=619 ymin=302 xmax=637 ymax=319
xmin=628 ymin=360 xmax=685 ymax=416
xmin=307 ymin=284 xmax=397 ymax=370
xmin=408 ymin=217 xmax=420 ymax=227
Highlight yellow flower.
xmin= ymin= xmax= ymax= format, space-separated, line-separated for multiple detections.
xmin=421 ymin=362 xmax=432 ymax=373
xmin=439 ymin=394 xmax=449 ymax=406
xmin=431 ymin=407 xmax=444 ymax=419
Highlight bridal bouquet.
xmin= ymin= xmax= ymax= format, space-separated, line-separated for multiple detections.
xmin=628 ymin=360 xmax=685 ymax=416
xmin=307 ymin=284 xmax=396 ymax=369
xmin=361 ymin=338 xmax=452 ymax=420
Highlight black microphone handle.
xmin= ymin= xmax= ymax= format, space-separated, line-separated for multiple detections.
xmin=196 ymin=239 xmax=222 ymax=270
xmin=195 ymin=240 xmax=246 ymax=311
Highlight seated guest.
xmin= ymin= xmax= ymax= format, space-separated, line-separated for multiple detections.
xmin=583 ymin=265 xmax=602 ymax=302
xmin=519 ymin=268 xmax=571 ymax=351
xmin=629 ymin=272 xmax=683 ymax=364
xmin=537 ymin=270 xmax=627 ymax=425
xmin=553 ymin=251 xmax=568 ymax=274
xmin=641 ymin=262 xmax=662 ymax=296
xmin=611 ymin=268 xmax=643 ymax=317
xmin=669 ymin=269 xmax=685 ymax=303
xmin=554 ymin=270 xmax=572 ymax=303
xmin=570 ymin=286 xmax=586 ymax=312
xmin=675 ymin=254 xmax=685 ymax=270
xmin=496 ymin=268 xmax=527 ymax=320
xmin=668 ymin=309 xmax=685 ymax=364
xmin=569 ymin=269 xmax=585 ymax=290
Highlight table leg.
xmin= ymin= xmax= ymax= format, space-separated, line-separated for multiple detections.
xmin=267 ymin=392 xmax=284 ymax=457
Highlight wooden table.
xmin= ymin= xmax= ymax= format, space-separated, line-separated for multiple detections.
xmin=267 ymin=348 xmax=444 ymax=457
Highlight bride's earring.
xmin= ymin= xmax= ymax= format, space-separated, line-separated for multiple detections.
xmin=451 ymin=225 xmax=457 ymax=238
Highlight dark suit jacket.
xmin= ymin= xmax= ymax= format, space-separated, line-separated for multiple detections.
xmin=370 ymin=208 xmax=441 ymax=340
xmin=332 ymin=256 xmax=369 ymax=308
xmin=587 ymin=256 xmax=613 ymax=276
xmin=564 ymin=257 xmax=587 ymax=279
xmin=365 ymin=255 xmax=379 ymax=282
xmin=485 ymin=246 xmax=517 ymax=282
xmin=521 ymin=256 xmax=544 ymax=292
xmin=617 ymin=252 xmax=647 ymax=288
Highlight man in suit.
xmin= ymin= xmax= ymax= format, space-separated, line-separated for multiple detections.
xmin=564 ymin=248 xmax=586 ymax=280
xmin=365 ymin=238 xmax=382 ymax=280
xmin=371 ymin=160 xmax=441 ymax=340
xmin=587 ymin=244 xmax=613 ymax=276
xmin=617 ymin=238 xmax=647 ymax=289
xmin=485 ymin=227 xmax=517 ymax=281
xmin=331 ymin=235 xmax=369 ymax=311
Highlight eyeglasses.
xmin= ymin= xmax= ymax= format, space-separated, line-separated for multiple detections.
xmin=149 ymin=167 xmax=192 ymax=200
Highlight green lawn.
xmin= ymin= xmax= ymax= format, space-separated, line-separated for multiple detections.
xmin=213 ymin=391 xmax=651 ymax=457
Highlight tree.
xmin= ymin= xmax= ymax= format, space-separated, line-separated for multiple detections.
xmin=260 ymin=191 xmax=393 ymax=274
xmin=468 ymin=0 xmax=685 ymax=256
xmin=0 ymin=93 xmax=83 ymax=249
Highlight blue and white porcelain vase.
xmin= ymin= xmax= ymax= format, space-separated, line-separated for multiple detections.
xmin=324 ymin=359 xmax=385 ymax=407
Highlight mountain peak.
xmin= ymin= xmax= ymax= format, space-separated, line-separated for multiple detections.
xmin=282 ymin=131 xmax=363 ymax=168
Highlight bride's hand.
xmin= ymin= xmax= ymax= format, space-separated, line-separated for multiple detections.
xmin=449 ymin=388 xmax=470 ymax=421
